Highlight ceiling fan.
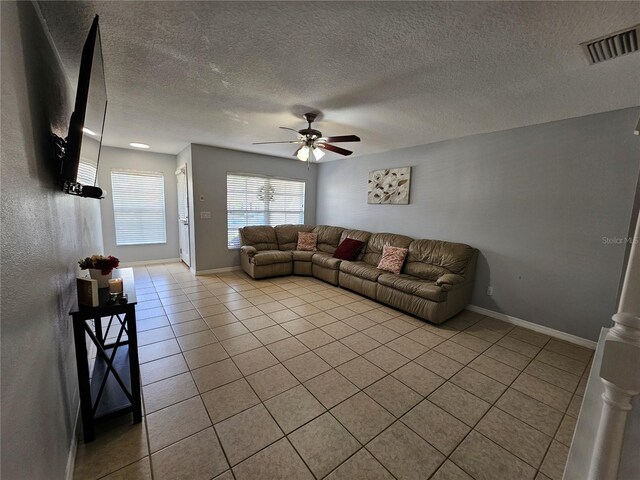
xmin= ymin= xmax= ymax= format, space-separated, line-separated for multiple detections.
xmin=253 ymin=112 xmax=360 ymax=164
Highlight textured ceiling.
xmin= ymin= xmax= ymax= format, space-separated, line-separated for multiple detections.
xmin=39 ymin=1 xmax=640 ymax=160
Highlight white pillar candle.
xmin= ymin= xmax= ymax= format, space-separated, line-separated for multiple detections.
xmin=108 ymin=278 xmax=123 ymax=294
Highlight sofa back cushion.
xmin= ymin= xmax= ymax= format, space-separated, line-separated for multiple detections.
xmin=275 ymin=224 xmax=315 ymax=250
xmin=339 ymin=229 xmax=372 ymax=261
xmin=362 ymin=233 xmax=413 ymax=266
xmin=239 ymin=226 xmax=278 ymax=251
xmin=312 ymin=225 xmax=345 ymax=254
xmin=339 ymin=229 xmax=371 ymax=244
xmin=405 ymin=239 xmax=475 ymax=280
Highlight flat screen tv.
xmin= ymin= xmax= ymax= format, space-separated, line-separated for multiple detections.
xmin=60 ymin=15 xmax=107 ymax=199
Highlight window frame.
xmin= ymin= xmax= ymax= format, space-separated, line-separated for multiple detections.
xmin=110 ymin=168 xmax=168 ymax=247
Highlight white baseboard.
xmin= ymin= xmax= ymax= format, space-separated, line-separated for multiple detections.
xmin=65 ymin=405 xmax=80 ymax=480
xmin=467 ymin=304 xmax=597 ymax=350
xmin=65 ymin=340 xmax=98 ymax=480
xmin=195 ymin=266 xmax=242 ymax=275
xmin=119 ymin=258 xmax=181 ymax=267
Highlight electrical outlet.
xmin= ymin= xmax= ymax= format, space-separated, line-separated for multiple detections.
xmin=486 ymin=286 xmax=493 ymax=296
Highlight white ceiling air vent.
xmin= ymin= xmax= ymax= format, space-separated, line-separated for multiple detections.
xmin=581 ymin=25 xmax=639 ymax=65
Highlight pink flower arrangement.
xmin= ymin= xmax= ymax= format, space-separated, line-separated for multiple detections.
xmin=78 ymin=255 xmax=120 ymax=275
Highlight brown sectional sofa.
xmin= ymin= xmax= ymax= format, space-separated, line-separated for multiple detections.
xmin=239 ymin=224 xmax=478 ymax=324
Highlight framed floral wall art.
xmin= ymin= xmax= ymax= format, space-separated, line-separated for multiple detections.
xmin=367 ymin=167 xmax=411 ymax=204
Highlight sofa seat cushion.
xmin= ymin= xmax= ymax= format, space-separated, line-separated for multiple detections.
xmin=378 ymin=273 xmax=446 ymax=302
xmin=312 ymin=252 xmax=342 ymax=269
xmin=340 ymin=261 xmax=385 ymax=282
xmin=252 ymin=250 xmax=292 ymax=266
xmin=292 ymin=250 xmax=315 ymax=262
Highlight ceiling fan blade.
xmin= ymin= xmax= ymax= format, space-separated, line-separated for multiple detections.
xmin=318 ymin=143 xmax=353 ymax=156
xmin=322 ymin=135 xmax=360 ymax=143
xmin=252 ymin=140 xmax=303 ymax=145
xmin=279 ymin=127 xmax=300 ymax=135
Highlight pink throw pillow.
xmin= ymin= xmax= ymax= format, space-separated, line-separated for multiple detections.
xmin=377 ymin=245 xmax=408 ymax=274
xmin=297 ymin=232 xmax=318 ymax=251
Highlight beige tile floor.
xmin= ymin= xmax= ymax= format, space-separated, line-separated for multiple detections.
xmin=74 ymin=262 xmax=593 ymax=480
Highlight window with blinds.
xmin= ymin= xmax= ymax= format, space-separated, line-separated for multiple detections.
xmin=227 ymin=173 xmax=305 ymax=248
xmin=111 ymin=170 xmax=167 ymax=246
xmin=77 ymin=158 xmax=97 ymax=186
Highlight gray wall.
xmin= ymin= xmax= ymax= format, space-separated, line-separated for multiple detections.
xmin=187 ymin=144 xmax=318 ymax=272
xmin=317 ymin=108 xmax=640 ymax=341
xmin=97 ymin=146 xmax=179 ymax=263
xmin=1 ymin=2 xmax=104 ymax=478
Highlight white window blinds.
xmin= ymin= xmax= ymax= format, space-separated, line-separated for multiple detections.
xmin=227 ymin=173 xmax=305 ymax=248
xmin=77 ymin=158 xmax=97 ymax=186
xmin=111 ymin=169 xmax=167 ymax=246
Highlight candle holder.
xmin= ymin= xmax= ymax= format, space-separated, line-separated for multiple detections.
xmin=108 ymin=278 xmax=124 ymax=300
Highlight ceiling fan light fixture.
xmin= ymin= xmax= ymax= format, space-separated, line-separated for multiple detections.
xmin=296 ymin=145 xmax=309 ymax=161
xmin=313 ymin=147 xmax=325 ymax=160
xmin=256 ymin=112 xmax=360 ymax=160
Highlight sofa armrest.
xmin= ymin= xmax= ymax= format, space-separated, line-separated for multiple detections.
xmin=240 ymin=245 xmax=258 ymax=258
xmin=435 ymin=273 xmax=465 ymax=287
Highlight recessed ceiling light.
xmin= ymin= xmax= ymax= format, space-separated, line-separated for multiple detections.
xmin=129 ymin=142 xmax=150 ymax=149
xmin=82 ymin=127 xmax=96 ymax=135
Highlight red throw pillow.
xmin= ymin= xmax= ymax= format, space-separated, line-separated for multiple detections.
xmin=333 ymin=238 xmax=365 ymax=261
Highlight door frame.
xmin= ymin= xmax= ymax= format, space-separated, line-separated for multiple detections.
xmin=175 ymin=165 xmax=191 ymax=267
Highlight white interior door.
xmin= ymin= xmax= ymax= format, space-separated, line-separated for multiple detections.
xmin=176 ymin=165 xmax=191 ymax=267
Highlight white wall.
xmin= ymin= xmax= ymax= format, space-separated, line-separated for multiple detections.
xmin=1 ymin=2 xmax=104 ymax=478
xmin=186 ymin=144 xmax=318 ymax=272
xmin=316 ymin=108 xmax=640 ymax=341
xmin=97 ymin=146 xmax=179 ymax=263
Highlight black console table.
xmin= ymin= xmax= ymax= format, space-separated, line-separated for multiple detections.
xmin=70 ymin=267 xmax=142 ymax=442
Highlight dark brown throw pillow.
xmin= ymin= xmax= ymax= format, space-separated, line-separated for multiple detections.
xmin=333 ymin=238 xmax=365 ymax=261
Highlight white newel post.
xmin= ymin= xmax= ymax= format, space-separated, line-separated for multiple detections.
xmin=588 ymin=215 xmax=640 ymax=480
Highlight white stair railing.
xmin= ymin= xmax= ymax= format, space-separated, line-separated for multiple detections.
xmin=587 ymin=215 xmax=640 ymax=480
